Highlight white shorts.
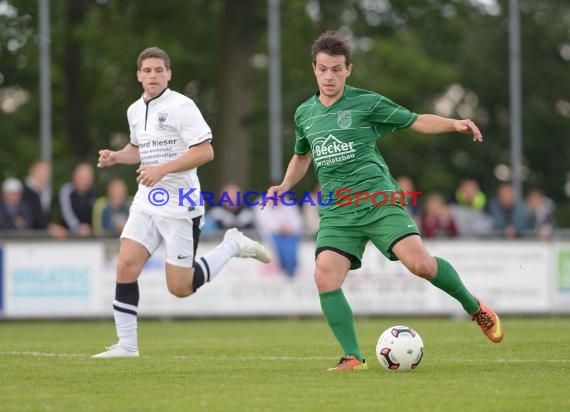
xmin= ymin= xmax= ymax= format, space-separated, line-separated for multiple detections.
xmin=121 ymin=204 xmax=203 ymax=268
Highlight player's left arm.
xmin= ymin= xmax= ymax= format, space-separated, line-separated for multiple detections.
xmin=136 ymin=140 xmax=213 ymax=187
xmin=411 ymin=114 xmax=483 ymax=142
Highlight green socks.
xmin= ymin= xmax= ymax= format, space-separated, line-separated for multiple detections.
xmin=319 ymin=288 xmax=362 ymax=361
xmin=431 ymin=257 xmax=479 ymax=314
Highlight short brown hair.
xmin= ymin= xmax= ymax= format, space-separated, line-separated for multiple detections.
xmin=137 ymin=47 xmax=171 ymax=70
xmin=311 ymin=31 xmax=351 ymax=67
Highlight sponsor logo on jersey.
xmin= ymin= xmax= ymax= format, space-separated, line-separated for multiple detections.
xmin=311 ymin=134 xmax=356 ymax=167
xmin=156 ymin=112 xmax=168 ymax=130
xmin=337 ymin=110 xmax=352 ymax=129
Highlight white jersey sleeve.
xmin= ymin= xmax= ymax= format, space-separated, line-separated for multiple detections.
xmin=127 ymin=102 xmax=140 ymax=146
xmin=176 ymin=100 xmax=212 ymax=147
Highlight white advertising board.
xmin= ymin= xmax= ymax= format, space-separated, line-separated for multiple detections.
xmin=1 ymin=239 xmax=568 ymax=318
xmin=3 ymin=242 xmax=104 ymax=317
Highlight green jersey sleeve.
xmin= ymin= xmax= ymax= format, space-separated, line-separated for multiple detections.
xmin=294 ymin=111 xmax=310 ymax=155
xmin=368 ymin=95 xmax=418 ymax=135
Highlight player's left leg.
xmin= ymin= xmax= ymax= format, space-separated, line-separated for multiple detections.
xmin=163 ymin=216 xmax=270 ymax=297
xmin=224 ymin=228 xmax=271 ymax=263
xmin=392 ymin=235 xmax=503 ymax=343
xmin=391 ymin=235 xmax=477 ymax=310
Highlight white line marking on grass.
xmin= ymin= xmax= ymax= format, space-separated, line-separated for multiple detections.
xmin=447 ymin=358 xmax=570 ymax=364
xmin=0 ymin=351 xmax=334 ymax=361
xmin=0 ymin=351 xmax=88 ymax=358
xmin=1 ymin=351 xmax=569 ymax=364
xmin=172 ymin=355 xmax=336 ymax=361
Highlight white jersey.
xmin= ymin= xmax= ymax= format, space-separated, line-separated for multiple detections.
xmin=128 ymin=88 xmax=212 ymax=219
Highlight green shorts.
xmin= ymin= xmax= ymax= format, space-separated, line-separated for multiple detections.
xmin=316 ymin=204 xmax=420 ymax=270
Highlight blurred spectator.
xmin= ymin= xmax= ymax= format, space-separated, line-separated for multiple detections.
xmin=449 ymin=204 xmax=493 ymax=237
xmin=302 ymin=183 xmax=321 ymax=236
xmin=420 ymin=192 xmax=458 ymax=238
xmin=255 ymin=194 xmax=304 ymax=278
xmin=0 ymin=177 xmax=33 ymax=230
xmin=487 ymin=183 xmax=527 ymax=238
xmin=93 ymin=178 xmax=132 ymax=236
xmin=450 ymin=178 xmax=493 ymax=237
xmin=526 ymin=188 xmax=556 ymax=240
xmin=22 ymin=160 xmax=52 ymax=229
xmin=23 ymin=160 xmax=68 ymax=238
xmin=59 ymin=162 xmax=97 ymax=236
xmin=396 ymin=175 xmax=421 ymax=222
xmin=454 ymin=178 xmax=487 ymax=211
xmin=203 ymin=182 xmax=255 ymax=234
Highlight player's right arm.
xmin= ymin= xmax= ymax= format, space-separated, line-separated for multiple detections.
xmin=262 ymin=153 xmax=312 ymax=209
xmin=97 ymin=143 xmax=140 ymax=168
xmin=281 ymin=153 xmax=312 ymax=191
xmin=262 ymin=104 xmax=313 ymax=209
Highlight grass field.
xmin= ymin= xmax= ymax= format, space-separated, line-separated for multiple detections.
xmin=1 ymin=317 xmax=569 ymax=412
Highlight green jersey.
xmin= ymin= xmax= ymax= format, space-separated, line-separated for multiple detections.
xmin=294 ymin=85 xmax=418 ymax=217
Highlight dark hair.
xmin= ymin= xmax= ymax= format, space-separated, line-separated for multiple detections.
xmin=137 ymin=47 xmax=171 ymax=70
xmin=311 ymin=31 xmax=352 ymax=67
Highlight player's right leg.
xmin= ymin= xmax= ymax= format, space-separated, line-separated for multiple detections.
xmin=315 ymin=250 xmax=367 ymax=372
xmin=93 ymin=207 xmax=157 ymax=358
xmin=93 ymin=239 xmax=149 ymax=358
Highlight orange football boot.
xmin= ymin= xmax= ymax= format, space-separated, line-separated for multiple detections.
xmin=471 ymin=298 xmax=504 ymax=343
xmin=327 ymin=355 xmax=368 ymax=372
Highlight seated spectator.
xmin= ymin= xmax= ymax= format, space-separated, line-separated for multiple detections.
xmin=526 ymin=188 xmax=556 ymax=240
xmin=93 ymin=178 xmax=131 ymax=236
xmin=420 ymin=192 xmax=458 ymax=238
xmin=23 ymin=160 xmax=69 ymax=238
xmin=22 ymin=160 xmax=52 ymax=229
xmin=255 ymin=194 xmax=304 ymax=278
xmin=0 ymin=177 xmax=33 ymax=230
xmin=449 ymin=204 xmax=493 ymax=237
xmin=454 ymin=178 xmax=487 ymax=211
xmin=450 ymin=178 xmax=493 ymax=237
xmin=487 ymin=183 xmax=527 ymax=238
xmin=396 ymin=175 xmax=421 ymax=223
xmin=203 ymin=182 xmax=255 ymax=233
xmin=59 ymin=162 xmax=97 ymax=236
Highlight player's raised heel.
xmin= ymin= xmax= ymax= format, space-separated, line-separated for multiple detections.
xmin=224 ymin=228 xmax=271 ymax=263
xmin=327 ymin=355 xmax=368 ymax=372
xmin=471 ymin=297 xmax=504 ymax=343
xmin=92 ymin=343 xmax=140 ymax=358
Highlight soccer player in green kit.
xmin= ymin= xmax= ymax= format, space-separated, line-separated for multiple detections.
xmin=264 ymin=31 xmax=503 ymax=371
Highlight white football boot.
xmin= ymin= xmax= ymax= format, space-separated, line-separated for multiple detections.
xmin=224 ymin=228 xmax=271 ymax=263
xmin=92 ymin=343 xmax=140 ymax=358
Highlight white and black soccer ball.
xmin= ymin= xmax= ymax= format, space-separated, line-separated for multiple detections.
xmin=376 ymin=325 xmax=424 ymax=372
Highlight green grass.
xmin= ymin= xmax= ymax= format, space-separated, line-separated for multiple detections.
xmin=1 ymin=317 xmax=569 ymax=412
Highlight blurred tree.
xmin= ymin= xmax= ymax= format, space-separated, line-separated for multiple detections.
xmin=318 ymin=0 xmax=344 ymax=32
xmin=0 ymin=0 xmax=568 ymax=224
xmin=0 ymin=0 xmax=39 ymax=176
xmin=62 ymin=0 xmax=90 ymax=159
xmin=214 ymin=0 xmax=264 ymax=190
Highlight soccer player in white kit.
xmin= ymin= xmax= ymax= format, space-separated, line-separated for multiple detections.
xmin=93 ymin=47 xmax=270 ymax=358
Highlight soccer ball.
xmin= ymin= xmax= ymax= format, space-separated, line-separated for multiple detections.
xmin=376 ymin=325 xmax=424 ymax=372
